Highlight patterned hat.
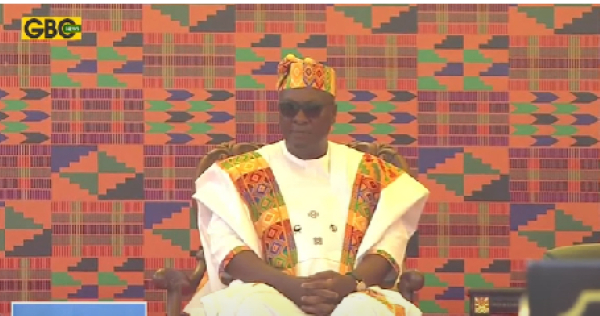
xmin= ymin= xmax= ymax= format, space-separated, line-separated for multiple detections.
xmin=276 ymin=54 xmax=336 ymax=97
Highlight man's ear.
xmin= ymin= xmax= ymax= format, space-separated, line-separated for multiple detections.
xmin=331 ymin=103 xmax=337 ymax=125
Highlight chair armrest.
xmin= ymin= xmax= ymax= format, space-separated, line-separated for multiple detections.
xmin=398 ymin=269 xmax=425 ymax=302
xmin=153 ymin=268 xmax=193 ymax=316
xmin=153 ymin=267 xmax=193 ymax=292
xmin=152 ymin=249 xmax=209 ymax=316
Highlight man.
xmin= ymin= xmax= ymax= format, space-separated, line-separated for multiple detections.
xmin=184 ymin=54 xmax=429 ymax=316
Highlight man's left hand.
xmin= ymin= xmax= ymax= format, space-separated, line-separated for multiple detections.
xmin=301 ymin=270 xmax=357 ymax=304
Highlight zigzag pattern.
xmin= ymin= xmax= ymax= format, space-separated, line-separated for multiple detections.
xmin=0 ymin=4 xmax=599 ymax=316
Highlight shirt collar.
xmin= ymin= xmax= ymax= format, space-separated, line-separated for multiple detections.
xmin=281 ymin=141 xmax=330 ymax=175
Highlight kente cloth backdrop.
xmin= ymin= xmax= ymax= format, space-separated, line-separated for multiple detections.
xmin=1 ymin=4 xmax=599 ymax=316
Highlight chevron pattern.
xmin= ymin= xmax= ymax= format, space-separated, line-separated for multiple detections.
xmin=1 ymin=4 xmax=599 ymax=316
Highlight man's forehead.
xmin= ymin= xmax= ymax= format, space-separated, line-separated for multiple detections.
xmin=279 ymin=88 xmax=334 ymax=103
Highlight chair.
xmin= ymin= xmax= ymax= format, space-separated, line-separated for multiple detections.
xmin=544 ymin=243 xmax=600 ymax=260
xmin=152 ymin=141 xmax=425 ymax=316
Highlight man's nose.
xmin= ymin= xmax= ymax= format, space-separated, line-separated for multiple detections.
xmin=292 ymin=109 xmax=309 ymax=124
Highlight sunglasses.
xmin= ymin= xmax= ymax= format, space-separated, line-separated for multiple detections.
xmin=278 ymin=102 xmax=325 ymax=118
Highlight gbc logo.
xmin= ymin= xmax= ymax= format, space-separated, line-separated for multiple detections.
xmin=22 ymin=17 xmax=82 ymax=41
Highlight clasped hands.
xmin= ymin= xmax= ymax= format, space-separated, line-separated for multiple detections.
xmin=294 ymin=270 xmax=357 ymax=316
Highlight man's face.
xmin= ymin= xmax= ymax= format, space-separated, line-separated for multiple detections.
xmin=278 ymin=88 xmax=337 ymax=149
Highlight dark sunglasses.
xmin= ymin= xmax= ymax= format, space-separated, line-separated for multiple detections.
xmin=278 ymin=102 xmax=325 ymax=118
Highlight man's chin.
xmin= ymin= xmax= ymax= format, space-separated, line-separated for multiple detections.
xmin=286 ymin=140 xmax=310 ymax=149
xmin=286 ymin=134 xmax=313 ymax=146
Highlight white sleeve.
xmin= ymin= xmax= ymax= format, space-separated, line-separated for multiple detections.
xmin=206 ymin=212 xmax=251 ymax=272
xmin=368 ymin=174 xmax=429 ymax=273
xmin=194 ymin=163 xmax=258 ymax=274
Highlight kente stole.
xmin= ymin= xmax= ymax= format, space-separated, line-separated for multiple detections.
xmin=216 ymin=150 xmax=403 ymax=276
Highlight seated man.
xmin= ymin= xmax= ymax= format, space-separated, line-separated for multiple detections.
xmin=184 ymin=54 xmax=430 ymax=316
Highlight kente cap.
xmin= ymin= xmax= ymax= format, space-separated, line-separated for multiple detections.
xmin=277 ymin=54 xmax=336 ymax=97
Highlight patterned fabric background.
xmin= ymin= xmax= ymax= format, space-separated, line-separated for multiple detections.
xmin=1 ymin=4 xmax=599 ymax=315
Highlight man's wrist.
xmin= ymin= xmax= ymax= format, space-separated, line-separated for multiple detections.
xmin=265 ymin=271 xmax=290 ymax=291
xmin=267 ymin=273 xmax=299 ymax=298
xmin=345 ymin=272 xmax=368 ymax=292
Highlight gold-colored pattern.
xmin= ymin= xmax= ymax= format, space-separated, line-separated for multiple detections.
xmin=277 ymin=54 xmax=337 ymax=96
xmin=474 ymin=296 xmax=490 ymax=314
xmin=364 ymin=289 xmax=407 ymax=315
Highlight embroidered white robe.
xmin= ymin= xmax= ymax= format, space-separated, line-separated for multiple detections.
xmin=184 ymin=141 xmax=429 ymax=316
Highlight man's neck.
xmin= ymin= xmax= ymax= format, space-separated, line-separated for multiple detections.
xmin=284 ymin=141 xmax=328 ymax=160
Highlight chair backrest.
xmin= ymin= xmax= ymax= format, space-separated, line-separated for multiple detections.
xmin=195 ymin=141 xmax=409 ymax=176
xmin=194 ymin=142 xmax=266 ymax=179
xmin=544 ymin=244 xmax=600 ymax=260
xmin=346 ymin=141 xmax=410 ymax=171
